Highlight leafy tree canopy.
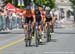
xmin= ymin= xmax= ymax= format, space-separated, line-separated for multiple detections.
xmin=5 ymin=0 xmax=56 ymax=9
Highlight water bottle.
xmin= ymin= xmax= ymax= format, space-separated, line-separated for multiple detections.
xmin=35 ymin=22 xmax=38 ymax=30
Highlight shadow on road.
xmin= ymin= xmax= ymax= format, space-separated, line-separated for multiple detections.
xmin=0 ymin=32 xmax=10 ymax=34
xmin=0 ymin=32 xmax=25 ymax=34
xmin=54 ymin=27 xmax=64 ymax=29
xmin=50 ymin=39 xmax=57 ymax=42
xmin=54 ymin=32 xmax=75 ymax=34
xmin=0 ymin=32 xmax=75 ymax=35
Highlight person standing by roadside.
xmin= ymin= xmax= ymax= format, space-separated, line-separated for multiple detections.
xmin=16 ymin=13 xmax=22 ymax=29
xmin=8 ymin=12 xmax=13 ymax=30
xmin=12 ymin=12 xmax=17 ymax=29
xmin=1 ymin=9 xmax=6 ymax=31
xmin=5 ymin=10 xmax=10 ymax=31
xmin=0 ymin=9 xmax=3 ymax=31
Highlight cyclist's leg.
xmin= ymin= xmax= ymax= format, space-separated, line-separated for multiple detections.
xmin=24 ymin=24 xmax=28 ymax=47
xmin=37 ymin=20 xmax=43 ymax=43
xmin=47 ymin=19 xmax=52 ymax=41
xmin=28 ymin=32 xmax=32 ymax=46
xmin=28 ymin=17 xmax=34 ymax=46
xmin=51 ymin=16 xmax=56 ymax=33
xmin=35 ymin=27 xmax=38 ymax=47
xmin=44 ymin=17 xmax=48 ymax=32
xmin=25 ymin=33 xmax=28 ymax=47
xmin=29 ymin=17 xmax=34 ymax=39
xmin=45 ymin=18 xmax=51 ymax=42
xmin=34 ymin=21 xmax=39 ymax=47
xmin=24 ymin=17 xmax=29 ymax=47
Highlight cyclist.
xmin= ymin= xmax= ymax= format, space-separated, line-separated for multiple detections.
xmin=51 ymin=10 xmax=57 ymax=33
xmin=23 ymin=5 xmax=35 ymax=47
xmin=34 ymin=6 xmax=44 ymax=46
xmin=45 ymin=7 xmax=52 ymax=24
xmin=45 ymin=6 xmax=53 ymax=42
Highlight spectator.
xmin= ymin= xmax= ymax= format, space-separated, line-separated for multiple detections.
xmin=5 ymin=14 xmax=10 ymax=31
xmin=12 ymin=12 xmax=17 ymax=29
xmin=9 ymin=12 xmax=12 ymax=30
xmin=0 ymin=11 xmax=3 ymax=31
xmin=16 ymin=14 xmax=21 ymax=29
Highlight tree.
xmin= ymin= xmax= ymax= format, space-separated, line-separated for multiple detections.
xmin=5 ymin=0 xmax=56 ymax=9
xmin=5 ymin=0 xmax=12 ymax=4
xmin=5 ymin=0 xmax=31 ymax=8
xmin=69 ymin=0 xmax=75 ymax=8
xmin=5 ymin=0 xmax=16 ymax=6
xmin=34 ymin=0 xmax=55 ymax=9
xmin=69 ymin=0 xmax=75 ymax=22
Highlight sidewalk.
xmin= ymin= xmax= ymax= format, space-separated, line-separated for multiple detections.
xmin=0 ymin=28 xmax=24 ymax=34
xmin=62 ymin=19 xmax=74 ymax=28
xmin=55 ymin=18 xmax=75 ymax=28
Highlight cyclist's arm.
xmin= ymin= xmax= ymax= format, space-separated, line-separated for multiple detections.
xmin=41 ymin=11 xmax=46 ymax=23
xmin=51 ymin=16 xmax=56 ymax=25
xmin=32 ymin=10 xmax=36 ymax=25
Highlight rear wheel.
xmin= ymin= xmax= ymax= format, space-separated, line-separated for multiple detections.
xmin=46 ymin=23 xmax=51 ymax=42
xmin=35 ymin=30 xmax=39 ymax=47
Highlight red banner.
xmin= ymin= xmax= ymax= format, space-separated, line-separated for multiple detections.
xmin=5 ymin=3 xmax=22 ymax=13
xmin=5 ymin=3 xmax=16 ymax=12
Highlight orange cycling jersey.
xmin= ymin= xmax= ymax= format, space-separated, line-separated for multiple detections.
xmin=23 ymin=10 xmax=35 ymax=18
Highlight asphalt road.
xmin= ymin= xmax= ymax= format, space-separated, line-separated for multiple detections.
xmin=0 ymin=27 xmax=75 ymax=54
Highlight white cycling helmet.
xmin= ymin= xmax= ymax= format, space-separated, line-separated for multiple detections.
xmin=45 ymin=6 xmax=50 ymax=10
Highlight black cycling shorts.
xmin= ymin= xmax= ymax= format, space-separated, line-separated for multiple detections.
xmin=45 ymin=17 xmax=52 ymax=22
xmin=36 ymin=16 xmax=41 ymax=25
xmin=25 ymin=16 xmax=33 ymax=24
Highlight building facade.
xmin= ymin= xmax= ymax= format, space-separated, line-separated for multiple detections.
xmin=55 ymin=0 xmax=72 ymax=20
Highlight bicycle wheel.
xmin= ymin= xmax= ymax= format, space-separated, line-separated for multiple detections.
xmin=35 ymin=29 xmax=39 ymax=47
xmin=46 ymin=23 xmax=51 ymax=42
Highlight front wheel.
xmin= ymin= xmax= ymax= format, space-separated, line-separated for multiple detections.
xmin=47 ymin=33 xmax=51 ymax=42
